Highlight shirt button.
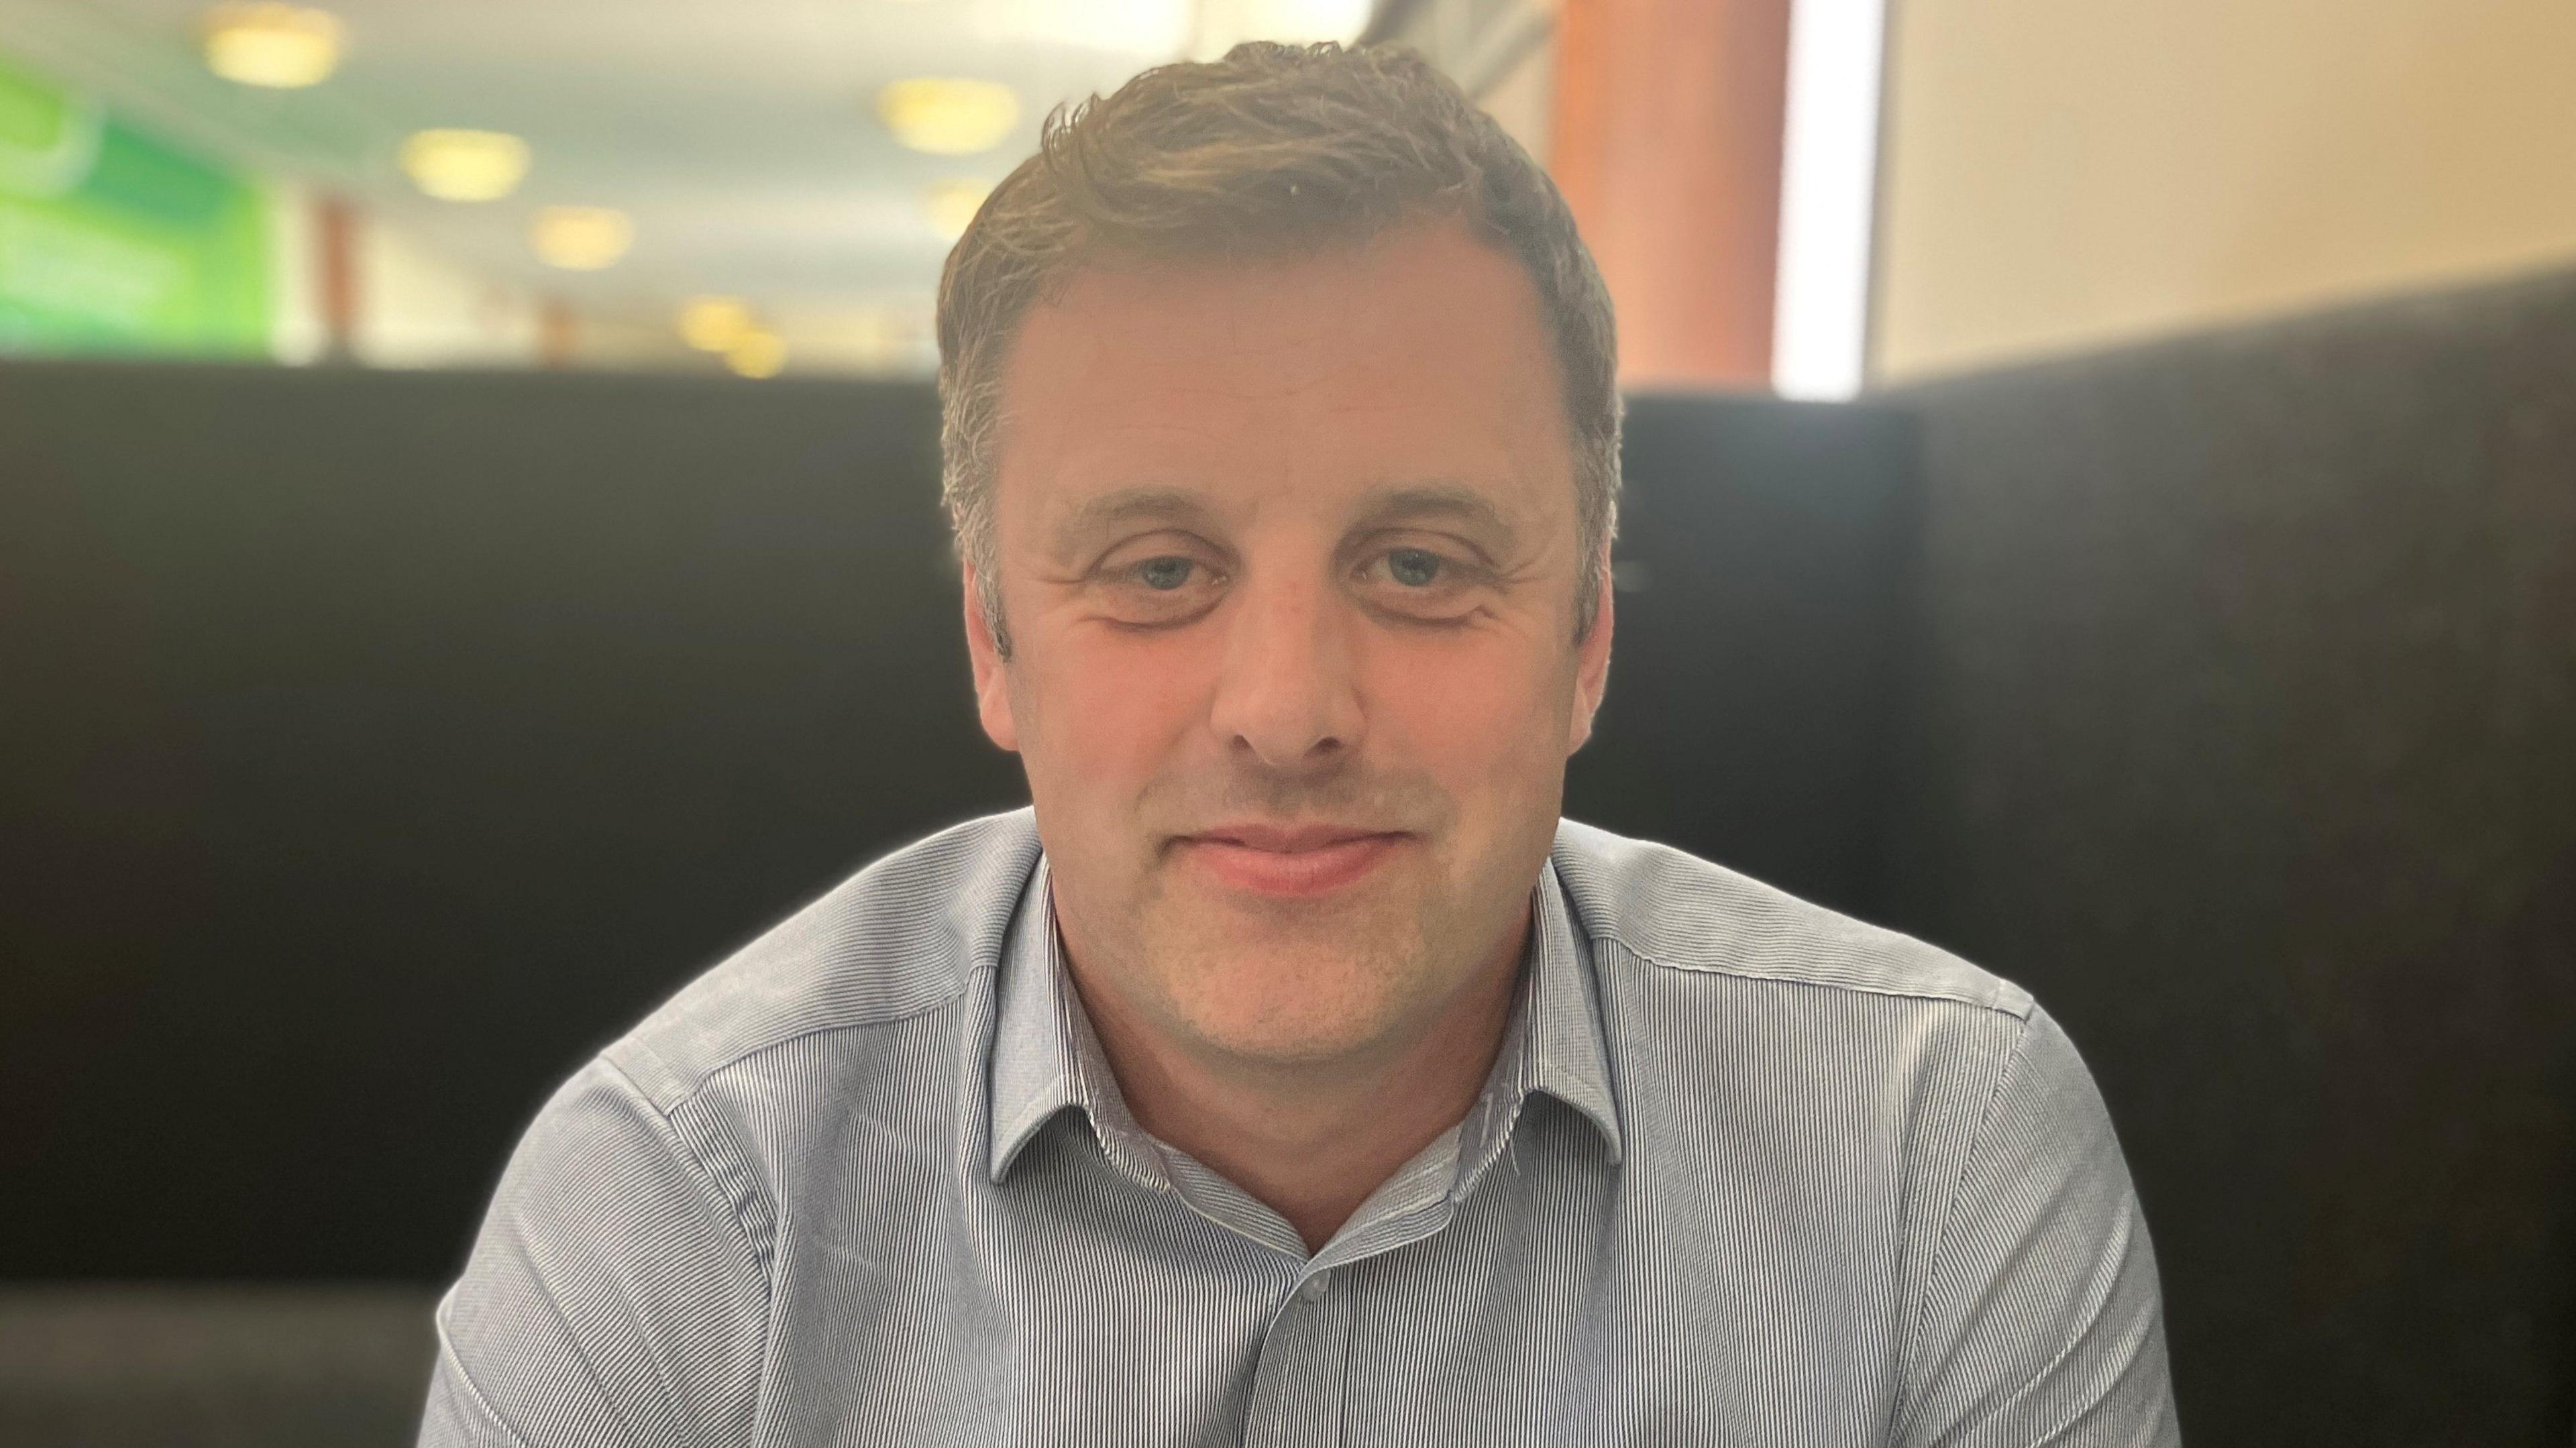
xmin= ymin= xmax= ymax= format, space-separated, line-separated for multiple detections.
xmin=1297 ymin=1272 xmax=1330 ymax=1303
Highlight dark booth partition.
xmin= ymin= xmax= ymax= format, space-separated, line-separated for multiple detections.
xmin=0 ymin=361 xmax=1915 ymax=1284
xmin=1879 ymin=264 xmax=2576 ymax=1448
xmin=0 ymin=364 xmax=1022 ymax=1281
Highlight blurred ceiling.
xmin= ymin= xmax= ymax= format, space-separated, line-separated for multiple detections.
xmin=0 ymin=0 xmax=1377 ymax=339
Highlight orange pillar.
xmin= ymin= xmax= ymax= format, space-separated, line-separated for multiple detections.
xmin=315 ymin=193 xmax=360 ymax=364
xmin=1551 ymin=0 xmax=1792 ymax=388
xmin=539 ymin=298 xmax=578 ymax=368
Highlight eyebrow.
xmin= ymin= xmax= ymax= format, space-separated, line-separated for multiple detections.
xmin=1047 ymin=487 xmax=1214 ymax=561
xmin=1044 ymin=479 xmax=1526 ymax=562
xmin=1349 ymin=483 xmax=1523 ymax=558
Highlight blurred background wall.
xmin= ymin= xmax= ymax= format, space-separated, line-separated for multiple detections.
xmin=15 ymin=0 xmax=2576 ymax=390
xmin=1873 ymin=0 xmax=2576 ymax=380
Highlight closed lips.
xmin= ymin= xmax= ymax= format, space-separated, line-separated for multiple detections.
xmin=1190 ymin=826 xmax=1402 ymax=851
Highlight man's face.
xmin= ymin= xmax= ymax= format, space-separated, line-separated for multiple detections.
xmin=964 ymin=217 xmax=1613 ymax=1076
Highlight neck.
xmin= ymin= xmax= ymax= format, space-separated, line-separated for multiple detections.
xmin=1069 ymin=911 xmax=1528 ymax=1256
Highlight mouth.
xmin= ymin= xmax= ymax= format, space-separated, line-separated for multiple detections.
xmin=1174 ymin=824 xmax=1411 ymax=899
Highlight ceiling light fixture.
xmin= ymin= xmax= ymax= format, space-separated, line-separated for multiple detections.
xmin=875 ymin=78 xmax=1019 ymax=156
xmin=530 ymin=206 xmax=633 ymax=270
xmin=726 ymin=329 xmax=787 ymax=380
xmin=678 ymin=296 xmax=755 ymax=353
xmin=399 ymin=129 xmax=529 ymax=201
xmin=203 ymin=3 xmax=343 ymax=89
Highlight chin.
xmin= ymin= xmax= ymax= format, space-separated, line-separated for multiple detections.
xmin=1163 ymin=955 xmax=1409 ymax=1067
xmin=1186 ymin=1015 xmax=1388 ymax=1070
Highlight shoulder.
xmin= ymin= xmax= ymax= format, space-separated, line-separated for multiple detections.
xmin=1547 ymin=822 xmax=2139 ymax=1290
xmin=603 ymin=807 xmax=1042 ymax=1112
xmin=1549 ymin=816 xmax=2030 ymax=1021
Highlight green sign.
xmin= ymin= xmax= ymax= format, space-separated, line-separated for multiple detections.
xmin=0 ymin=53 xmax=270 ymax=356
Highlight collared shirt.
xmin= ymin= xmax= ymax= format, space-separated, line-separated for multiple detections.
xmin=987 ymin=850 xmax=1623 ymax=1263
xmin=422 ymin=808 xmax=2179 ymax=1447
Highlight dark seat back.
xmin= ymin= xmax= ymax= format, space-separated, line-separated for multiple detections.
xmin=1880 ymin=266 xmax=2576 ymax=1447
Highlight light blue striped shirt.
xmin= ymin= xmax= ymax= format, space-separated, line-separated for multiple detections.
xmin=422 ymin=808 xmax=2178 ymax=1445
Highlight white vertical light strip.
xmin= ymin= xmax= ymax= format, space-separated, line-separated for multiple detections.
xmin=1772 ymin=0 xmax=1888 ymax=400
xmin=266 ymin=180 xmax=327 ymax=365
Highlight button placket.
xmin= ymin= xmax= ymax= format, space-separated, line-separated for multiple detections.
xmin=1242 ymin=1266 xmax=1355 ymax=1448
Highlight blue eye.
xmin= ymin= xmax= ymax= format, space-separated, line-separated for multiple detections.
xmin=1134 ymin=557 xmax=1195 ymax=591
xmin=1386 ymin=549 xmax=1443 ymax=587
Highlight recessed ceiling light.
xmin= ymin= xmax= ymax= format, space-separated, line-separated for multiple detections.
xmin=530 ymin=206 xmax=632 ymax=270
xmin=875 ymin=78 xmax=1020 ymax=156
xmin=922 ymin=179 xmax=991 ymax=241
xmin=726 ymin=329 xmax=787 ymax=380
xmin=678 ymin=297 xmax=755 ymax=353
xmin=399 ymin=129 xmax=529 ymax=201
xmin=203 ymin=3 xmax=343 ymax=89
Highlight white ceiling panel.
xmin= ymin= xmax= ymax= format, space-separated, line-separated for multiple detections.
xmin=0 ymin=0 xmax=1272 ymax=339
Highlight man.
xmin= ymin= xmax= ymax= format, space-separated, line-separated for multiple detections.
xmin=423 ymin=42 xmax=2178 ymax=1447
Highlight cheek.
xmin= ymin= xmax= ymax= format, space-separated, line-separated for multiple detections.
xmin=1360 ymin=631 xmax=1569 ymax=789
xmin=1020 ymin=630 xmax=1213 ymax=795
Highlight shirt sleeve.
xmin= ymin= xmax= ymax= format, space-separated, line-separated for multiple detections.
xmin=417 ymin=1055 xmax=769 ymax=1448
xmin=1896 ymin=1003 xmax=2182 ymax=1447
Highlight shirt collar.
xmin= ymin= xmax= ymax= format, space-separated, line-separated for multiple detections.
xmin=986 ymin=847 xmax=1624 ymax=1187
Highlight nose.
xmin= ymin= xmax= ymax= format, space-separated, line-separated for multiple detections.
xmin=1206 ymin=567 xmax=1365 ymax=772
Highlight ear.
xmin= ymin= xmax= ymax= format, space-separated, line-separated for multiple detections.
xmin=960 ymin=561 xmax=1020 ymax=753
xmin=1566 ymin=552 xmax=1615 ymax=755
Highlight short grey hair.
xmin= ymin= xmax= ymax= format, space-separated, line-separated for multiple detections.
xmin=936 ymin=40 xmax=1621 ymax=659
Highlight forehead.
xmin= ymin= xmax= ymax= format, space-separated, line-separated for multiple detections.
xmin=991 ymin=219 xmax=1575 ymax=542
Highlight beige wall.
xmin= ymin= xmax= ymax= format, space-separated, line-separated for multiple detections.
xmin=351 ymin=221 xmax=541 ymax=371
xmin=1872 ymin=0 xmax=2576 ymax=383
